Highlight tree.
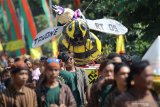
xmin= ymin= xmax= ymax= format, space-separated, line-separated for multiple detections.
xmin=79 ymin=0 xmax=160 ymax=56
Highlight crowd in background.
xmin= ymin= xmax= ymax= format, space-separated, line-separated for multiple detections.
xmin=0 ymin=52 xmax=159 ymax=107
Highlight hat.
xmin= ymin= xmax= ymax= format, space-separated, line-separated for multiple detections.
xmin=58 ymin=52 xmax=74 ymax=63
xmin=58 ymin=52 xmax=70 ymax=62
xmin=40 ymin=56 xmax=48 ymax=62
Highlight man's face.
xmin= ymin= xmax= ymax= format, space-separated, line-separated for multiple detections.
xmin=101 ymin=64 xmax=114 ymax=80
xmin=135 ymin=65 xmax=154 ymax=90
xmin=115 ymin=66 xmax=130 ymax=88
xmin=45 ymin=67 xmax=60 ymax=82
xmin=65 ymin=57 xmax=74 ymax=67
xmin=2 ymin=72 xmax=10 ymax=82
xmin=26 ymin=61 xmax=32 ymax=68
xmin=12 ymin=70 xmax=29 ymax=86
xmin=8 ymin=58 xmax=14 ymax=67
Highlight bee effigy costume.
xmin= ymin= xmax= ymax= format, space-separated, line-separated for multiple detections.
xmin=52 ymin=6 xmax=102 ymax=65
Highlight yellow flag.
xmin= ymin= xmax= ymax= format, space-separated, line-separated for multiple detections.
xmin=116 ymin=35 xmax=125 ymax=54
xmin=6 ymin=40 xmax=24 ymax=51
xmin=30 ymin=47 xmax=42 ymax=59
xmin=0 ymin=42 xmax=3 ymax=51
xmin=52 ymin=37 xmax=58 ymax=57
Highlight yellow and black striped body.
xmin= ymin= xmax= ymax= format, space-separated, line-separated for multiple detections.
xmin=58 ymin=19 xmax=101 ymax=65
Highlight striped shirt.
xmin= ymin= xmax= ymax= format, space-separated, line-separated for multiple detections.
xmin=0 ymin=84 xmax=37 ymax=107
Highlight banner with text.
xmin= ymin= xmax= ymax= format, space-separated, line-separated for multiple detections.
xmin=87 ymin=18 xmax=128 ymax=35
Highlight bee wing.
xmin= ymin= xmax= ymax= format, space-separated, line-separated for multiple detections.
xmin=32 ymin=26 xmax=63 ymax=48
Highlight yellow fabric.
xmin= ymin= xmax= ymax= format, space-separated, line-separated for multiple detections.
xmin=93 ymin=33 xmax=101 ymax=52
xmin=66 ymin=21 xmax=75 ymax=39
xmin=85 ymin=68 xmax=98 ymax=85
xmin=30 ymin=47 xmax=42 ymax=59
xmin=75 ymin=49 xmax=101 ymax=61
xmin=6 ymin=40 xmax=24 ymax=51
xmin=52 ymin=37 xmax=58 ymax=57
xmin=62 ymin=39 xmax=93 ymax=52
xmin=0 ymin=43 xmax=3 ymax=51
xmin=65 ymin=19 xmax=88 ymax=39
xmin=116 ymin=35 xmax=125 ymax=54
xmin=59 ymin=32 xmax=101 ymax=65
xmin=61 ymin=32 xmax=101 ymax=53
xmin=153 ymin=76 xmax=160 ymax=83
xmin=78 ymin=21 xmax=87 ymax=37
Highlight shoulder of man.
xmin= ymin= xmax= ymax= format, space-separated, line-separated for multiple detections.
xmin=75 ymin=67 xmax=86 ymax=74
xmin=22 ymin=86 xmax=37 ymax=97
xmin=60 ymin=70 xmax=72 ymax=76
xmin=23 ymin=86 xmax=35 ymax=92
xmin=113 ymin=91 xmax=132 ymax=106
xmin=59 ymin=82 xmax=68 ymax=88
xmin=59 ymin=82 xmax=71 ymax=92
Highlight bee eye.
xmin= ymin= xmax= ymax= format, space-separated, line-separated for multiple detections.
xmin=68 ymin=25 xmax=72 ymax=31
xmin=81 ymin=24 xmax=87 ymax=30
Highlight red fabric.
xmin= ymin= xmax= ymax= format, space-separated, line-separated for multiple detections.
xmin=21 ymin=0 xmax=37 ymax=39
xmin=46 ymin=62 xmax=60 ymax=70
xmin=74 ymin=0 xmax=81 ymax=9
xmin=6 ymin=0 xmax=26 ymax=54
xmin=14 ymin=58 xmax=26 ymax=68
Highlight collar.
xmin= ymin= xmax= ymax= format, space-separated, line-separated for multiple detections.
xmin=41 ymin=80 xmax=63 ymax=89
xmin=9 ymin=84 xmax=26 ymax=94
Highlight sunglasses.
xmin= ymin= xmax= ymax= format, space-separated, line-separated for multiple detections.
xmin=47 ymin=58 xmax=60 ymax=64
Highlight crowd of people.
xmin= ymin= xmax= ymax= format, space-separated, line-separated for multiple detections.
xmin=0 ymin=52 xmax=159 ymax=107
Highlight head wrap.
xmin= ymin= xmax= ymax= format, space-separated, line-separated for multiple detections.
xmin=45 ymin=58 xmax=60 ymax=70
xmin=11 ymin=59 xmax=28 ymax=74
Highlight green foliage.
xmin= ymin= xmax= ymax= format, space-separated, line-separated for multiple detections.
xmin=79 ymin=0 xmax=160 ymax=56
xmin=52 ymin=0 xmax=60 ymax=4
xmin=34 ymin=14 xmax=48 ymax=32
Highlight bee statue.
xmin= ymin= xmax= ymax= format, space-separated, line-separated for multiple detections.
xmin=32 ymin=5 xmax=127 ymax=65
xmin=52 ymin=6 xmax=101 ymax=65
